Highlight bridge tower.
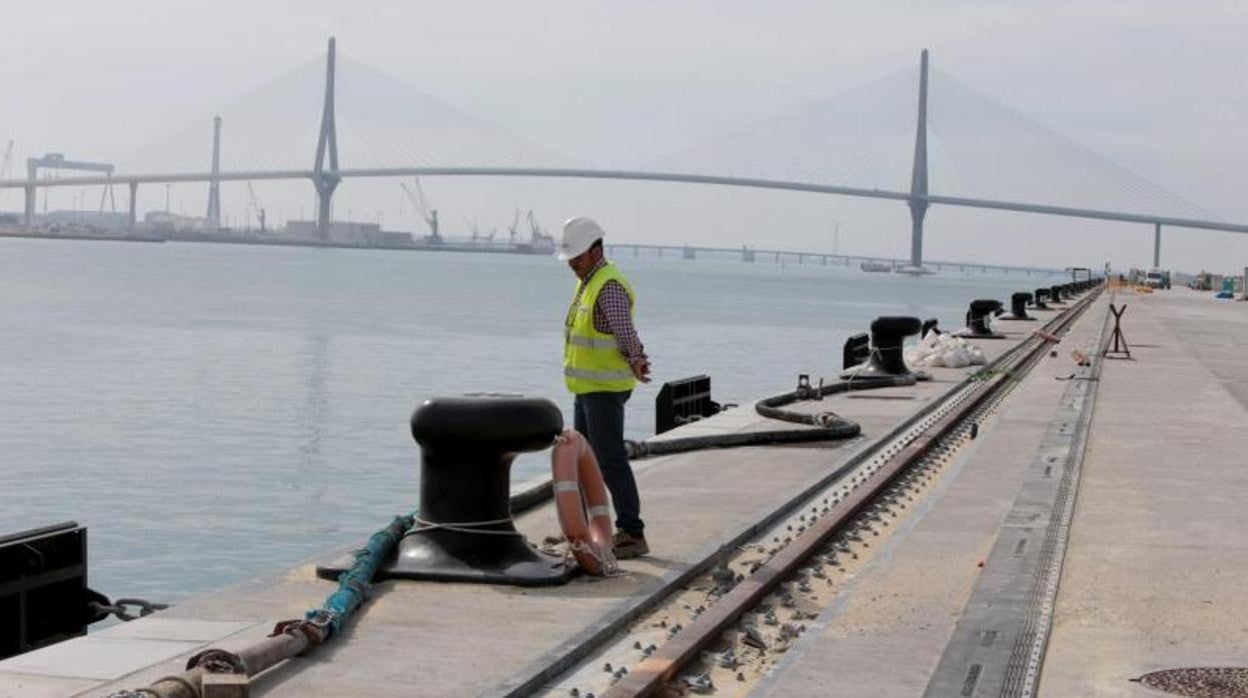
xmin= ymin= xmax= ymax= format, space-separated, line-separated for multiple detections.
xmin=312 ymin=37 xmax=341 ymax=242
xmin=906 ymin=48 xmax=930 ymax=273
xmin=206 ymin=115 xmax=222 ymax=231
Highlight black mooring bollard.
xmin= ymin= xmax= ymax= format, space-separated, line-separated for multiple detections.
xmin=1049 ymin=285 xmax=1066 ymax=305
xmin=316 ymin=395 xmax=571 ymax=587
xmin=1000 ymin=292 xmax=1036 ymax=321
xmin=955 ymin=299 xmax=1006 ymax=339
xmin=1033 ymin=288 xmax=1050 ymax=310
xmin=839 ymin=316 xmax=923 ymax=381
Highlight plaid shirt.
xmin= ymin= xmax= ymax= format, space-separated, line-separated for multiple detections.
xmin=575 ymin=258 xmax=645 ymax=361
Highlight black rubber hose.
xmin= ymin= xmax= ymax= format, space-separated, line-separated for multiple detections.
xmin=626 ymin=424 xmax=859 ymax=458
xmin=625 ymin=374 xmax=914 ymax=459
xmin=755 ymin=374 xmax=913 ymax=425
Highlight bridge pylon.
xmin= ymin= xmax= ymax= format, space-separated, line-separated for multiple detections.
xmin=128 ymin=182 xmax=138 ymax=231
xmin=206 ymin=115 xmax=222 ymax=231
xmin=312 ymin=37 xmax=341 ymax=242
xmin=901 ymin=48 xmax=930 ymax=275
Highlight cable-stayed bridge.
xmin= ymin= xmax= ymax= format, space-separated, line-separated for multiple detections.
xmin=1 ymin=38 xmax=1244 ymax=271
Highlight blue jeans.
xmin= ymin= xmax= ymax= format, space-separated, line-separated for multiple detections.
xmin=573 ymin=390 xmax=644 ymax=536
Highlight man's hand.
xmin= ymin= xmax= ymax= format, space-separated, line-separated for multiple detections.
xmin=629 ymin=355 xmax=652 ymax=383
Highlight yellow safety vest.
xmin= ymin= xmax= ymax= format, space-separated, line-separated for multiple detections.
xmin=564 ymin=263 xmax=637 ymax=394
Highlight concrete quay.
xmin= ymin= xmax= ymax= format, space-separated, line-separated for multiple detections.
xmin=13 ymin=285 xmax=1225 ymax=698
xmin=759 ymin=287 xmax=1248 ymax=697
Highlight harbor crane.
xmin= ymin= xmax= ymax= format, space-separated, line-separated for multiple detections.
xmin=506 ymin=208 xmax=522 ymax=245
xmin=399 ymin=177 xmax=441 ymax=243
xmin=246 ymin=181 xmax=266 ymax=233
xmin=527 ymin=209 xmax=555 ymax=247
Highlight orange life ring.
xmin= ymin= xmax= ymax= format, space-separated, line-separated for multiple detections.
xmin=551 ymin=429 xmax=617 ymax=575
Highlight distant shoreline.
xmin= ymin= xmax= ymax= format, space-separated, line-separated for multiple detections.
xmin=0 ymin=228 xmax=555 ymax=255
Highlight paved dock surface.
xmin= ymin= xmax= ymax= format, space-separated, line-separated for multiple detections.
xmin=758 ymin=288 xmax=1248 ymax=697
xmin=756 ymin=291 xmax=1110 ymax=697
xmin=1039 ymin=289 xmax=1248 ymax=697
xmin=16 ymin=287 xmax=1244 ymax=698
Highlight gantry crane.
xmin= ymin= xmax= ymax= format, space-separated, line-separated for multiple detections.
xmin=24 ymin=153 xmax=117 ymax=218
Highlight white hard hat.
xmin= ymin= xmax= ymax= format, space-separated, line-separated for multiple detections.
xmin=557 ymin=217 xmax=605 ymax=261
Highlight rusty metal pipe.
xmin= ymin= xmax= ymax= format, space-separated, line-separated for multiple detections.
xmin=108 ymin=630 xmax=313 ymax=698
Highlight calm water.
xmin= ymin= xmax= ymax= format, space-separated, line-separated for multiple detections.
xmin=0 ymin=238 xmax=1057 ymax=602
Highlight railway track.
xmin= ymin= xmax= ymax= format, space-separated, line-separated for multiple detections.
xmin=533 ymin=288 xmax=1102 ymax=698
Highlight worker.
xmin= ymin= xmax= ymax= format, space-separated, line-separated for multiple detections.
xmin=558 ymin=217 xmax=651 ymax=559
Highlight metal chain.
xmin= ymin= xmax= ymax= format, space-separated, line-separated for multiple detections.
xmin=90 ymin=597 xmax=170 ymax=622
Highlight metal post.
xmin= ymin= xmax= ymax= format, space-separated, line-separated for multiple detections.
xmin=128 ymin=182 xmax=138 ymax=231
xmin=23 ymin=158 xmax=38 ymax=227
xmin=312 ymin=37 xmax=341 ymax=242
xmin=907 ymin=49 xmax=930 ymax=271
xmin=23 ymin=184 xmax=35 ymax=228
xmin=1153 ymin=222 xmax=1161 ymax=268
xmin=207 ymin=116 xmax=222 ymax=231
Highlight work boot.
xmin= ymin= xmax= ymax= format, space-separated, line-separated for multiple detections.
xmin=613 ymin=530 xmax=649 ymax=559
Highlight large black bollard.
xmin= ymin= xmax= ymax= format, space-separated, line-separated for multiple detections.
xmin=955 ymin=299 xmax=1006 ymax=339
xmin=1033 ymin=288 xmax=1051 ymax=310
xmin=317 ymin=395 xmax=571 ymax=586
xmin=1049 ymin=285 xmax=1067 ymax=305
xmin=839 ymin=316 xmax=923 ymax=381
xmin=1000 ymin=292 xmax=1036 ymax=321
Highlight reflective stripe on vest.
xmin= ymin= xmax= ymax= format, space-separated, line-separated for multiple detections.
xmin=564 ymin=366 xmax=635 ymax=381
xmin=566 ymin=335 xmax=621 ymax=350
xmin=564 ymin=262 xmax=637 ymax=394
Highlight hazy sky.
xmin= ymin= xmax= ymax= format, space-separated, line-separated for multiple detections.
xmin=1 ymin=1 xmax=1245 ymax=271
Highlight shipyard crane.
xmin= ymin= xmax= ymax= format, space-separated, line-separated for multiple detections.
xmin=246 ymin=181 xmax=266 ymax=233
xmin=27 ymin=153 xmax=114 ymax=179
xmin=399 ymin=177 xmax=441 ymax=243
xmin=506 ymin=208 xmax=522 ymax=245
xmin=527 ymin=210 xmax=556 ymax=250
xmin=25 ymin=153 xmax=117 ymax=216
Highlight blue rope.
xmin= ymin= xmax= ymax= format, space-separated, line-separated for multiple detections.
xmin=304 ymin=511 xmax=415 ymax=639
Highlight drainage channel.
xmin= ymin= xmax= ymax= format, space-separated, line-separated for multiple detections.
xmin=533 ymin=290 xmax=1101 ymax=698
